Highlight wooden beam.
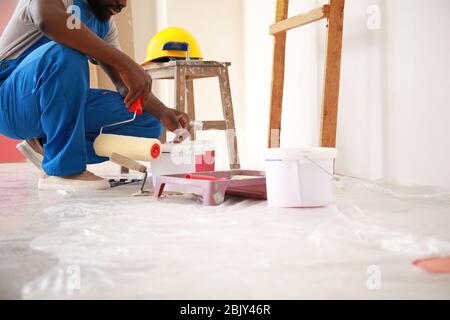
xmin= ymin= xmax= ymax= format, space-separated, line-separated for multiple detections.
xmin=110 ymin=153 xmax=147 ymax=174
xmin=269 ymin=5 xmax=330 ymax=35
xmin=268 ymin=0 xmax=289 ymax=148
xmin=202 ymin=121 xmax=227 ymax=130
xmin=321 ymin=0 xmax=345 ymax=148
xmin=186 ymin=80 xmax=196 ymax=139
xmin=218 ymin=67 xmax=241 ymax=169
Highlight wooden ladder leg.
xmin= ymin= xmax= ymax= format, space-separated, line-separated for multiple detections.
xmin=175 ymin=66 xmax=187 ymax=113
xmin=186 ymin=79 xmax=196 ymax=140
xmin=268 ymin=0 xmax=289 ymax=148
xmin=218 ymin=66 xmax=240 ymax=170
xmin=321 ymin=0 xmax=345 ymax=148
xmin=168 ymin=66 xmax=186 ymax=143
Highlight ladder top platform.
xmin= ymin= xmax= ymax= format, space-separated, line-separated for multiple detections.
xmin=143 ymin=60 xmax=231 ymax=70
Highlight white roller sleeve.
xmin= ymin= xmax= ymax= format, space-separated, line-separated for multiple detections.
xmin=94 ymin=134 xmax=161 ymax=161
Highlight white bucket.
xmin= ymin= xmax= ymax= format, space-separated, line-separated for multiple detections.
xmin=151 ymin=141 xmax=215 ymax=192
xmin=265 ymin=147 xmax=337 ymax=208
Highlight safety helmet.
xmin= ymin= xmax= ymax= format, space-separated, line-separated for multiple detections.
xmin=144 ymin=27 xmax=203 ymax=64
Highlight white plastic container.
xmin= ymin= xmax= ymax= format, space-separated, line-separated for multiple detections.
xmin=265 ymin=147 xmax=337 ymax=208
xmin=151 ymin=141 xmax=215 ymax=192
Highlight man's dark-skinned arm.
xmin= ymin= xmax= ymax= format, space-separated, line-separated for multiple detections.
xmin=99 ymin=62 xmax=189 ymax=132
xmin=29 ymin=0 xmax=188 ymax=132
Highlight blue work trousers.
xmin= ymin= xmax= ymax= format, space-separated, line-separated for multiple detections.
xmin=0 ymin=42 xmax=162 ymax=176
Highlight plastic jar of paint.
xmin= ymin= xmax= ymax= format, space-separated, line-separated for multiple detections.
xmin=265 ymin=147 xmax=337 ymax=208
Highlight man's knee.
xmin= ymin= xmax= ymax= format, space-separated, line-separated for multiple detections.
xmin=48 ymin=43 xmax=86 ymax=63
xmin=153 ymin=121 xmax=163 ymax=138
xmin=140 ymin=117 xmax=163 ymax=139
xmin=44 ymin=43 xmax=88 ymax=79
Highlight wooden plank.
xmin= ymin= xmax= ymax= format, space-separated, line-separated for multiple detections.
xmin=202 ymin=121 xmax=227 ymax=130
xmin=145 ymin=67 xmax=176 ymax=80
xmin=146 ymin=66 xmax=223 ymax=80
xmin=218 ymin=67 xmax=240 ymax=169
xmin=143 ymin=60 xmax=231 ymax=71
xmin=174 ymin=66 xmax=187 ymax=113
xmin=268 ymin=0 xmax=289 ymax=148
xmin=174 ymin=60 xmax=231 ymax=67
xmin=158 ymin=66 xmax=186 ymax=144
xmin=186 ymin=79 xmax=196 ymax=139
xmin=321 ymin=0 xmax=345 ymax=148
xmin=269 ymin=5 xmax=330 ymax=35
xmin=110 ymin=153 xmax=147 ymax=173
xmin=185 ymin=66 xmax=224 ymax=78
xmin=175 ymin=60 xmax=231 ymax=67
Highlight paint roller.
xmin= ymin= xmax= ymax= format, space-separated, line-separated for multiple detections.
xmin=93 ymin=97 xmax=161 ymax=161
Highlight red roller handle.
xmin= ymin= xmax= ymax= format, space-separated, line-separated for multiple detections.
xmin=129 ymin=96 xmax=143 ymax=115
xmin=150 ymin=143 xmax=161 ymax=159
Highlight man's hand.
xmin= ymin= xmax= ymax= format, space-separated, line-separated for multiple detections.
xmin=114 ymin=59 xmax=150 ymax=109
xmin=141 ymin=93 xmax=190 ymax=132
xmin=160 ymin=109 xmax=190 ymax=132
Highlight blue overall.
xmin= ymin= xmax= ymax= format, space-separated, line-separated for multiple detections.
xmin=0 ymin=0 xmax=162 ymax=176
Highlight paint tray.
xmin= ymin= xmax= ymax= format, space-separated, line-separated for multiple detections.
xmin=154 ymin=170 xmax=266 ymax=206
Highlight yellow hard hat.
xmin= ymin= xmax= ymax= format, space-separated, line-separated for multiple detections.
xmin=144 ymin=27 xmax=203 ymax=64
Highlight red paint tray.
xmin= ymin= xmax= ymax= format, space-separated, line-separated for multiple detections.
xmin=154 ymin=170 xmax=266 ymax=206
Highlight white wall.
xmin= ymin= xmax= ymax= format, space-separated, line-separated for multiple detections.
xmin=242 ymin=0 xmax=274 ymax=170
xmin=382 ymin=0 xmax=450 ymax=188
xmin=335 ymin=0 xmax=385 ymax=181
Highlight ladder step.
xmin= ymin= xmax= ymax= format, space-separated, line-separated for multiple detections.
xmin=269 ymin=5 xmax=330 ymax=35
xmin=201 ymin=120 xmax=227 ymax=130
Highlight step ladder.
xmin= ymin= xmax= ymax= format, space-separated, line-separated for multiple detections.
xmin=144 ymin=60 xmax=241 ymax=170
xmin=268 ymin=0 xmax=345 ymax=148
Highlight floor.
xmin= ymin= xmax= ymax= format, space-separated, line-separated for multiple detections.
xmin=0 ymin=162 xmax=449 ymax=299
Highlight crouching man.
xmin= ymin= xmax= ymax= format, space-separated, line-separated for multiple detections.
xmin=0 ymin=0 xmax=188 ymax=190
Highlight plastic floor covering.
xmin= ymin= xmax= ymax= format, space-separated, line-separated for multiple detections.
xmin=0 ymin=162 xmax=449 ymax=299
